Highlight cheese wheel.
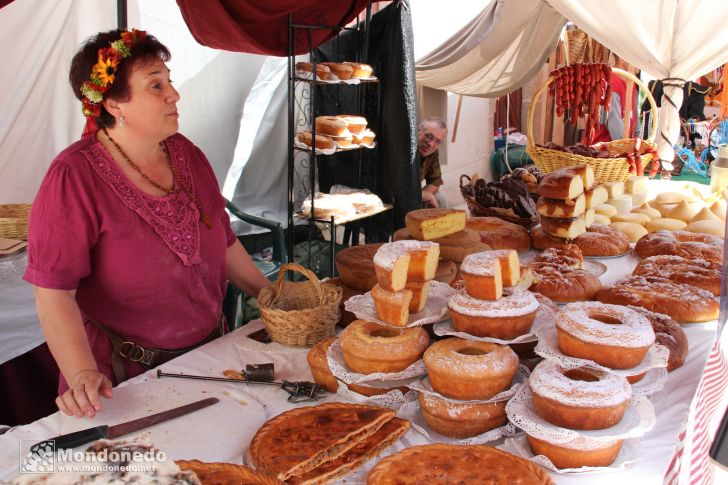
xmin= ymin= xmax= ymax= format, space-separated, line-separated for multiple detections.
xmin=625 ymin=176 xmax=648 ymax=194
xmin=630 ymin=191 xmax=649 ymax=207
xmin=611 ymin=213 xmax=651 ymax=227
xmin=709 ymin=199 xmax=727 ymax=220
xmin=593 ymin=213 xmax=611 ymax=225
xmin=584 ymin=185 xmax=609 ymax=209
xmin=609 ymin=222 xmax=648 ymax=243
xmin=685 ymin=219 xmax=725 ymax=238
xmin=667 ymin=200 xmax=700 ymax=222
xmin=594 ymin=203 xmax=618 ymax=218
xmin=655 ymin=203 xmax=677 ymax=218
xmin=605 ymin=181 xmax=625 ymax=198
xmin=631 ymin=204 xmax=662 ymax=220
xmin=646 ymin=218 xmax=688 ymax=233
xmin=690 ymin=207 xmax=722 ymax=223
xmin=607 ymin=195 xmax=632 ymax=214
xmin=656 ymin=191 xmax=693 ymax=205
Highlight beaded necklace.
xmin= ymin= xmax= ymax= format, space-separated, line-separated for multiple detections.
xmin=103 ymin=128 xmax=212 ymax=228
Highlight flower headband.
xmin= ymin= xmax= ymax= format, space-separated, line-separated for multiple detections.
xmin=80 ymin=29 xmax=148 ymax=118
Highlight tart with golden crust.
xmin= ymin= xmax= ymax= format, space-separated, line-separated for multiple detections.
xmin=366 ymin=444 xmax=554 ymax=485
xmin=250 ymin=403 xmax=395 ymax=481
xmin=287 ymin=418 xmax=409 ymax=485
xmin=176 ymin=460 xmax=282 ymax=485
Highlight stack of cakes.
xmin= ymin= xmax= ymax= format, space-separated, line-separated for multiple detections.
xmin=371 ymin=240 xmax=440 ymax=326
xmin=536 ymin=164 xmax=606 ymax=241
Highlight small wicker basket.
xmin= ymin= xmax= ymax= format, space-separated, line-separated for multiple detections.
xmin=526 ymin=67 xmax=659 ymax=183
xmin=459 ymin=175 xmax=540 ymax=228
xmin=0 ymin=204 xmax=31 ymax=240
xmin=257 ymin=263 xmax=342 ymax=347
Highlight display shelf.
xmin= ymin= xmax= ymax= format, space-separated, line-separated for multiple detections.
xmin=294 ymin=204 xmax=392 ymax=226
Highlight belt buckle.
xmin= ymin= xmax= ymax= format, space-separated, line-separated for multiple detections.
xmin=120 ymin=341 xmax=147 ymax=363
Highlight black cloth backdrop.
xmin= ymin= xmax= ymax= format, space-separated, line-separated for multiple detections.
xmin=176 ymin=0 xmax=372 ymax=56
xmin=313 ymin=1 xmax=419 ymax=234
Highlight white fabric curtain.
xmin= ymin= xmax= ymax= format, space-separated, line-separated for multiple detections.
xmin=414 ymin=0 xmax=565 ymax=98
xmin=0 ymin=0 xmax=116 ymax=204
xmin=546 ymin=0 xmax=728 ymax=169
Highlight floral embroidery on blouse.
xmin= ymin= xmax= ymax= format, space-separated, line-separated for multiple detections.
xmin=85 ymin=136 xmax=202 ymax=266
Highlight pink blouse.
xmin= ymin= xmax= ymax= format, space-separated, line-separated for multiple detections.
xmin=24 ymin=133 xmax=237 ymax=390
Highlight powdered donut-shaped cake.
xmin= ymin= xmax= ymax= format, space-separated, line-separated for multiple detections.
xmin=423 ymin=338 xmax=518 ymax=400
xmin=418 ymin=392 xmax=507 ymax=438
xmin=526 ymin=434 xmax=624 ymax=469
xmin=556 ymin=302 xmax=655 ymax=369
xmin=529 ymin=360 xmax=631 ymax=430
xmin=448 ymin=287 xmax=539 ymax=339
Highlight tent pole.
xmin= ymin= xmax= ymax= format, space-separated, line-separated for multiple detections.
xmin=117 ymin=0 xmax=127 ymax=30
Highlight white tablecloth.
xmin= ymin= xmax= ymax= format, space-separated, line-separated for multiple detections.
xmin=0 ymin=315 xmax=723 ymax=483
xmin=0 ymin=251 xmax=44 ymax=365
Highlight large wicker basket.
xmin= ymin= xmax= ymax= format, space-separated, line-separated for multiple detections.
xmin=526 ymin=67 xmax=659 ymax=182
xmin=257 ymin=263 xmax=342 ymax=347
xmin=459 ymin=175 xmax=540 ymax=228
xmin=0 ymin=204 xmax=31 ymax=240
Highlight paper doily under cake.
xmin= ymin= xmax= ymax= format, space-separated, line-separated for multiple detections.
xmin=500 ymin=434 xmax=640 ymax=474
xmin=326 ymin=338 xmax=426 ymax=386
xmin=535 ymin=325 xmax=669 ymax=377
xmin=396 ymin=399 xmax=517 ymax=446
xmin=333 ymin=381 xmax=418 ymax=410
xmin=433 ymin=298 xmax=556 ymax=344
xmin=345 ymin=280 xmax=456 ymax=328
xmin=505 ymin=385 xmax=655 ymax=443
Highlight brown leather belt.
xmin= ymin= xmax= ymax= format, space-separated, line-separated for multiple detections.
xmin=88 ymin=316 xmax=227 ymax=384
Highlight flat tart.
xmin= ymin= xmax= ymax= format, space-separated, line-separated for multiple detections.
xmin=366 ymin=444 xmax=554 ymax=485
xmin=287 ymin=417 xmax=410 ymax=485
xmin=250 ymin=402 xmax=395 ymax=481
xmin=176 ymin=460 xmax=281 ymax=485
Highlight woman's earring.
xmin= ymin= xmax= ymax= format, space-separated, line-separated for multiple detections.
xmin=118 ymin=115 xmax=125 ymax=127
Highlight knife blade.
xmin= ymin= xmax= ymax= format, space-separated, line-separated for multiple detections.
xmin=50 ymin=397 xmax=219 ymax=450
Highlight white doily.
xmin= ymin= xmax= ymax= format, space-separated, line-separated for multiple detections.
xmin=500 ymin=434 xmax=640 ymax=474
xmin=505 ymin=385 xmax=655 ymax=443
xmin=535 ymin=326 xmax=669 ymax=377
xmin=334 ymin=381 xmax=418 ymax=410
xmin=407 ymin=365 xmax=530 ymax=405
xmin=326 ymin=339 xmax=427 ymax=385
xmin=433 ymin=298 xmax=556 ymax=344
xmin=396 ymin=399 xmax=517 ymax=445
xmin=344 ymin=280 xmax=456 ymax=328
xmin=630 ymin=366 xmax=668 ymax=396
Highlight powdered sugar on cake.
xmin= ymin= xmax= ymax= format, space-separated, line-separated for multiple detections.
xmin=556 ymin=302 xmax=655 ymax=348
xmin=373 ymin=240 xmax=437 ymax=270
xmin=461 ymin=252 xmax=499 ymax=275
xmin=529 ymin=360 xmax=631 ymax=407
xmin=448 ymin=288 xmax=539 ymax=317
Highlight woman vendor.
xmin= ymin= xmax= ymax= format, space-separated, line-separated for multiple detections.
xmin=23 ymin=29 xmax=270 ymax=419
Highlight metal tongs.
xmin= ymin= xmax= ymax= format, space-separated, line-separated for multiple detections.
xmin=156 ymin=365 xmax=327 ymax=403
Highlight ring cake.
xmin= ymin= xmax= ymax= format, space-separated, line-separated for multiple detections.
xmin=418 ymin=392 xmax=507 ymax=438
xmin=339 ymin=320 xmax=430 ymax=374
xmin=555 ymin=302 xmax=655 ymax=369
xmin=526 ymin=434 xmax=624 ymax=469
xmin=371 ymin=284 xmax=413 ymax=326
xmin=373 ymin=240 xmax=440 ymax=291
xmin=626 ymin=306 xmax=688 ymax=372
xmin=295 ymin=62 xmax=330 ymax=80
xmin=423 ymin=338 xmax=518 ymax=400
xmin=448 ymin=287 xmax=539 ymax=339
xmin=314 ymin=116 xmax=349 ymax=137
xmin=529 ymin=360 xmax=632 ymax=430
xmin=597 ymin=275 xmax=719 ymax=323
xmin=634 ymin=230 xmax=723 ymax=263
xmin=335 ymin=243 xmax=382 ymax=291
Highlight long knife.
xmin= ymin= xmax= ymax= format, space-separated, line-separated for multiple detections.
xmin=37 ymin=397 xmax=219 ymax=451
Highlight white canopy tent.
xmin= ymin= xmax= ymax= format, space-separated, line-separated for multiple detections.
xmin=415 ymin=0 xmax=728 ymax=172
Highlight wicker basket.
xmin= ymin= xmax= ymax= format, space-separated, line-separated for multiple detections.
xmin=459 ymin=175 xmax=540 ymax=228
xmin=257 ymin=263 xmax=342 ymax=347
xmin=0 ymin=204 xmax=31 ymax=240
xmin=526 ymin=67 xmax=659 ymax=182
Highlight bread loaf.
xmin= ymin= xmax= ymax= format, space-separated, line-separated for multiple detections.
xmin=537 ymin=194 xmax=586 ymax=218
xmin=314 ymin=116 xmax=349 ymax=136
xmin=541 ymin=216 xmax=587 ymax=240
xmin=537 ymin=168 xmax=585 ymax=200
xmin=298 ymin=131 xmax=335 ymax=150
xmin=320 ymin=62 xmax=354 ymax=80
xmin=344 ymin=62 xmax=374 ymax=78
xmin=295 ymin=61 xmax=330 ymax=80
xmin=584 ymin=185 xmax=608 ymax=209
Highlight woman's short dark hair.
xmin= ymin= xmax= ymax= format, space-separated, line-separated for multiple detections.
xmin=69 ymin=29 xmax=170 ymax=129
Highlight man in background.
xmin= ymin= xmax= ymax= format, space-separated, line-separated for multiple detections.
xmin=418 ymin=117 xmax=448 ymax=208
